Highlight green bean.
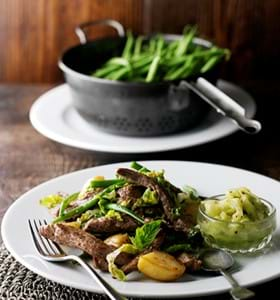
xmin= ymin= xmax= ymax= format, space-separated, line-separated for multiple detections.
xmin=130 ymin=161 xmax=150 ymax=173
xmin=132 ymin=55 xmax=154 ymax=69
xmin=176 ymin=26 xmax=196 ymax=56
xmin=92 ymin=26 xmax=230 ymax=82
xmin=92 ymin=64 xmax=121 ymax=78
xmin=105 ymin=203 xmax=145 ymax=224
xmin=89 ymin=179 xmax=126 ymax=188
xmin=52 ymin=182 xmax=125 ymax=223
xmin=164 ymin=57 xmax=194 ymax=81
xmin=133 ymin=36 xmax=143 ymax=57
xmin=156 ymin=36 xmax=165 ymax=55
xmin=146 ymin=55 xmax=160 ymax=83
xmin=122 ymin=30 xmax=134 ymax=60
xmin=106 ymin=57 xmax=130 ymax=67
xmin=59 ymin=192 xmax=79 ymax=217
xmin=148 ymin=39 xmax=156 ymax=53
xmin=131 ymin=161 xmax=143 ymax=170
xmin=166 ymin=40 xmax=178 ymax=54
xmin=182 ymin=59 xmax=203 ymax=78
xmin=106 ymin=66 xmax=132 ymax=81
xmin=192 ymin=48 xmax=226 ymax=58
xmin=163 ymin=56 xmax=188 ymax=67
xmin=134 ymin=64 xmax=150 ymax=75
xmin=200 ymin=55 xmax=223 ymax=73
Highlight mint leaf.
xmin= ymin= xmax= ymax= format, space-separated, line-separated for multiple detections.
xmin=130 ymin=220 xmax=161 ymax=250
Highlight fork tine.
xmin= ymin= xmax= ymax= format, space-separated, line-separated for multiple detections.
xmin=42 ymin=219 xmax=65 ymax=256
xmin=28 ymin=219 xmax=45 ymax=256
xmin=37 ymin=219 xmax=60 ymax=255
xmin=33 ymin=219 xmax=56 ymax=255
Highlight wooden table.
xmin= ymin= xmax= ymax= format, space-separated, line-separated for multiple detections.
xmin=0 ymin=83 xmax=279 ymax=299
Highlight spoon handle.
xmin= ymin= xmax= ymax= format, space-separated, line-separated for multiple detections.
xmin=220 ymin=269 xmax=255 ymax=300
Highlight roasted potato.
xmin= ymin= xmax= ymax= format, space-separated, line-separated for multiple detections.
xmin=104 ymin=233 xmax=130 ymax=248
xmin=137 ymin=251 xmax=186 ymax=281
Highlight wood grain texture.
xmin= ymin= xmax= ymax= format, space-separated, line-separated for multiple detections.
xmin=146 ymin=0 xmax=280 ymax=83
xmin=0 ymin=0 xmax=144 ymax=83
xmin=1 ymin=0 xmax=280 ymax=83
xmin=0 ymin=84 xmax=279 ymax=298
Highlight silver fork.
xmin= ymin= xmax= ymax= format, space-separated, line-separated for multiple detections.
xmin=28 ymin=219 xmax=127 ymax=300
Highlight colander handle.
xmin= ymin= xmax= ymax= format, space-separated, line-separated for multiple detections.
xmin=75 ymin=19 xmax=125 ymax=44
xmin=180 ymin=78 xmax=262 ymax=134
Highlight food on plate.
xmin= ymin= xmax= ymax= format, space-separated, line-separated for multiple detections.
xmin=202 ymin=187 xmax=269 ymax=222
xmin=39 ymin=161 xmax=204 ymax=281
xmin=92 ymin=27 xmax=230 ymax=83
xmin=198 ymin=187 xmax=276 ymax=252
xmin=137 ymin=251 xmax=186 ymax=281
xmin=39 ymin=163 xmax=276 ymax=280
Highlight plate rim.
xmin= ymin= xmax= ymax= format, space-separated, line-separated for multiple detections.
xmin=29 ymin=81 xmax=256 ymax=153
xmin=1 ymin=160 xmax=280 ymax=298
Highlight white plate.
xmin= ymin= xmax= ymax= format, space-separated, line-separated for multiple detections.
xmin=2 ymin=161 xmax=280 ymax=298
xmin=29 ymin=81 xmax=256 ymax=153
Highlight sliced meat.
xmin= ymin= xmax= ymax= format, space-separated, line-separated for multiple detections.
xmin=83 ymin=215 xmax=139 ymax=233
xmin=117 ymin=168 xmax=193 ymax=233
xmin=121 ymin=256 xmax=139 ymax=274
xmin=176 ymin=252 xmax=202 ymax=272
xmin=117 ymin=185 xmax=143 ymax=204
xmin=149 ymin=229 xmax=165 ymax=250
xmin=39 ymin=224 xmax=131 ymax=271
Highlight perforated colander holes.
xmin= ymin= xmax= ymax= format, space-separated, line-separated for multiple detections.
xmin=134 ymin=117 xmax=153 ymax=133
xmin=112 ymin=117 xmax=131 ymax=131
xmin=92 ymin=114 xmax=110 ymax=128
xmin=158 ymin=115 xmax=177 ymax=131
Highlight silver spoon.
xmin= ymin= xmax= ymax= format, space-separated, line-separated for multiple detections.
xmin=200 ymin=249 xmax=255 ymax=300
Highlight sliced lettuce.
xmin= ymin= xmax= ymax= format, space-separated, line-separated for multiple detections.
xmin=39 ymin=194 xmax=63 ymax=209
xmin=132 ymin=188 xmax=159 ymax=209
xmin=106 ymin=244 xmax=138 ymax=281
xmin=78 ymin=209 xmax=103 ymax=224
xmin=105 ymin=210 xmax=123 ymax=221
xmin=142 ymin=188 xmax=159 ymax=205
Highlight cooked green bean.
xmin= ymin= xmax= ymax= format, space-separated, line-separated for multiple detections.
xmin=176 ymin=26 xmax=196 ymax=56
xmin=53 ymin=182 xmax=125 ymax=223
xmin=59 ymin=192 xmax=79 ymax=217
xmin=92 ymin=26 xmax=230 ymax=83
xmin=93 ymin=64 xmax=121 ymax=78
xmin=89 ymin=179 xmax=126 ymax=188
xmin=106 ymin=57 xmax=130 ymax=67
xmin=105 ymin=202 xmax=145 ymax=224
xmin=130 ymin=161 xmax=150 ymax=173
xmin=200 ymin=55 xmax=223 ymax=73
xmin=106 ymin=66 xmax=131 ymax=81
xmin=134 ymin=36 xmax=143 ymax=57
xmin=146 ymin=56 xmax=160 ymax=82
xmin=122 ymin=30 xmax=134 ymax=60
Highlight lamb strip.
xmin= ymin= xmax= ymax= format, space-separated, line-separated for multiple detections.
xmin=117 ymin=168 xmax=194 ymax=233
xmin=176 ymin=252 xmax=202 ymax=272
xmin=117 ymin=185 xmax=144 ymax=204
xmin=83 ymin=215 xmax=139 ymax=233
xmin=121 ymin=256 xmax=139 ymax=274
xmin=39 ymin=223 xmax=131 ymax=271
